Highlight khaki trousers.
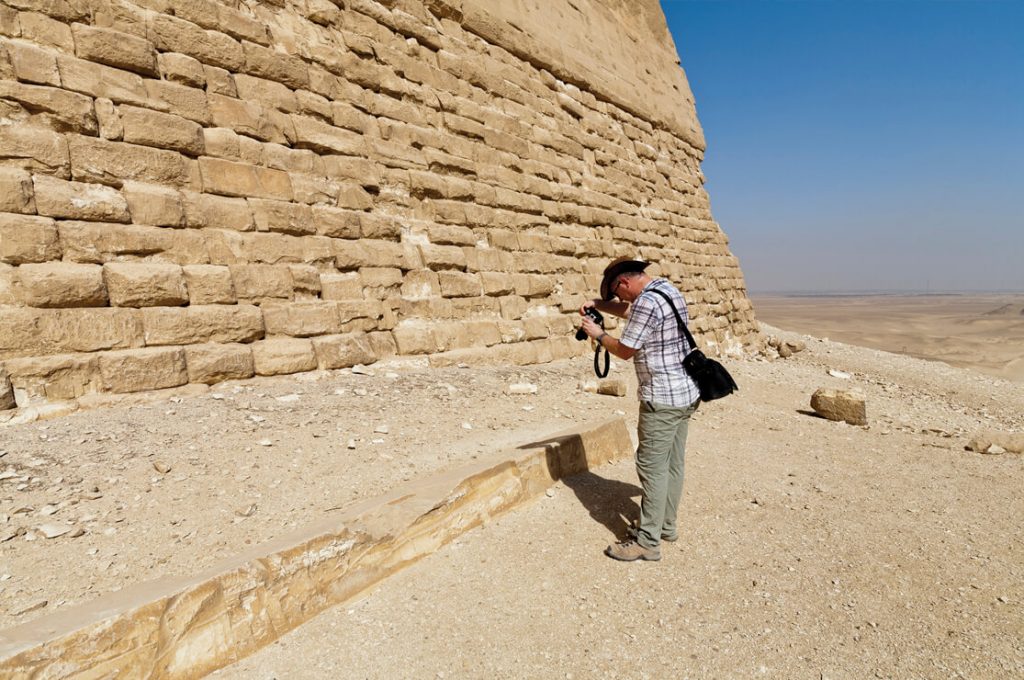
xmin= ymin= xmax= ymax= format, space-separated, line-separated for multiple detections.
xmin=634 ymin=400 xmax=698 ymax=548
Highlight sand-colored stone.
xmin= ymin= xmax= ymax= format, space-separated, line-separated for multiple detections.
xmin=119 ymin=105 xmax=205 ymax=156
xmin=0 ymin=366 xmax=15 ymax=410
xmin=2 ymin=353 xmax=101 ymax=404
xmin=103 ymin=262 xmax=188 ymax=307
xmin=312 ymin=332 xmax=375 ymax=369
xmin=16 ymin=263 xmax=107 ymax=308
xmin=251 ymin=338 xmax=317 ymax=376
xmin=966 ymin=430 xmax=1024 ymax=455
xmin=98 ymin=346 xmax=188 ymax=393
xmin=122 ymin=182 xmax=185 ymax=227
xmin=184 ymin=342 xmax=255 ymax=384
xmin=182 ymin=264 xmax=236 ymax=304
xmin=0 ymin=214 xmax=61 ymax=265
xmin=71 ymin=23 xmax=158 ymax=76
xmin=0 ymin=168 xmax=35 ymax=214
xmin=810 ymin=388 xmax=868 ymax=426
xmin=141 ymin=304 xmax=263 ymax=345
xmin=31 ymin=175 xmax=130 ymax=222
xmin=0 ymin=418 xmax=630 ymax=678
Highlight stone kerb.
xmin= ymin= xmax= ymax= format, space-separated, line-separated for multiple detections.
xmin=0 ymin=418 xmax=633 ymax=679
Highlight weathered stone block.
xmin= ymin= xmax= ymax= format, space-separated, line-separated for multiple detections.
xmin=241 ymin=40 xmax=308 ymax=89
xmin=158 ymin=52 xmax=206 ymax=87
xmin=248 ymin=199 xmax=314 ymax=235
xmin=0 ymin=366 xmax=15 ymax=410
xmin=320 ymin=272 xmax=362 ymax=300
xmin=143 ymin=79 xmax=211 ymax=125
xmin=288 ymin=264 xmax=320 ymax=297
xmin=438 ymin=270 xmax=482 ymax=297
xmin=313 ymin=205 xmax=360 ymax=239
xmin=0 ymin=168 xmax=35 ymax=214
xmin=32 ymin=175 xmax=130 ymax=222
xmin=184 ymin=342 xmax=254 ymax=384
xmin=204 ymin=64 xmax=236 ymax=96
xmin=123 ymin=182 xmax=185 ymax=227
xmin=142 ymin=304 xmax=263 ymax=345
xmin=0 ymin=214 xmax=60 ymax=264
xmin=209 ymin=93 xmax=287 ymax=143
xmin=17 ymin=262 xmax=107 ymax=307
xmin=59 ymin=221 xmax=208 ymax=265
xmin=481 ymin=271 xmax=515 ymax=296
xmin=71 ymin=23 xmax=157 ymax=75
xmin=0 ymin=307 xmax=141 ymax=357
xmin=312 ymin=333 xmax=375 ymax=369
xmin=262 ymin=302 xmax=342 ymax=337
xmin=99 ymin=346 xmax=188 ymax=393
xmin=420 ymin=244 xmax=466 ymax=271
xmin=810 ymin=388 xmax=867 ymax=426
xmin=230 ymin=264 xmax=292 ymax=301
xmin=0 ymin=80 xmax=97 ymax=134
xmin=199 ymin=157 xmax=293 ymax=200
xmin=15 ymin=11 xmax=73 ymax=51
xmin=120 ymin=106 xmax=205 ymax=156
xmin=251 ymin=338 xmax=316 ymax=376
xmin=148 ymin=14 xmax=244 ymax=72
xmin=3 ymin=353 xmax=101 ymax=404
xmin=103 ymin=262 xmax=188 ymax=307
xmin=182 ymin=191 xmax=253 ymax=231
xmin=94 ymin=97 xmax=122 ymax=140
xmin=0 ymin=124 xmax=70 ymax=177
xmin=56 ymin=54 xmax=148 ymax=106
xmin=183 ymin=264 xmax=235 ymax=304
xmin=291 ymin=115 xmax=366 ymax=156
xmin=5 ymin=39 xmax=59 ymax=85
xmin=360 ymin=267 xmax=402 ymax=289
xmin=68 ymin=135 xmax=194 ymax=187
xmin=392 ymin=321 xmax=439 ymax=355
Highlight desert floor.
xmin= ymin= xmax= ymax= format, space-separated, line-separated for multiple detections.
xmin=753 ymin=294 xmax=1024 ymax=383
xmin=2 ymin=313 xmax=1023 ymax=677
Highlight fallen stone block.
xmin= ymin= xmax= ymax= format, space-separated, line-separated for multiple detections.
xmin=0 ymin=367 xmax=15 ymax=410
xmin=966 ymin=431 xmax=1024 ymax=455
xmin=597 ymin=379 xmax=627 ymax=397
xmin=810 ymin=388 xmax=867 ymax=426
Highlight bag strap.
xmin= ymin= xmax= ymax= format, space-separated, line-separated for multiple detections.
xmin=648 ymin=287 xmax=698 ymax=352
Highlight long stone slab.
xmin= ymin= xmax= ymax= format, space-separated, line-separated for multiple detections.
xmin=0 ymin=418 xmax=632 ymax=678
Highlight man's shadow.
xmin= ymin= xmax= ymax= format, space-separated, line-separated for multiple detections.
xmin=559 ymin=471 xmax=641 ymax=540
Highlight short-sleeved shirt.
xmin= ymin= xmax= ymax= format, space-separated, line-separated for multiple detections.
xmin=619 ymin=278 xmax=700 ymax=407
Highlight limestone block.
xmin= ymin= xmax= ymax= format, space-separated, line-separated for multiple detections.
xmin=420 ymin=244 xmax=466 ymax=271
xmin=68 ymin=135 xmax=194 ymax=187
xmin=427 ymin=223 xmax=476 ymax=246
xmin=288 ymin=264 xmax=320 ymax=297
xmin=56 ymin=54 xmax=149 ymax=106
xmin=360 ymin=267 xmax=402 ymax=289
xmin=182 ymin=191 xmax=254 ymax=231
xmin=3 ymin=353 xmax=101 ymax=404
xmin=183 ymin=264 xmax=236 ymax=304
xmin=248 ymin=199 xmax=315 ymax=236
xmin=242 ymin=41 xmax=309 ymax=89
xmin=142 ymin=304 xmax=263 ymax=345
xmin=367 ymin=329 xmax=397 ymax=358
xmin=0 ymin=168 xmax=35 ymax=214
xmin=99 ymin=346 xmax=188 ymax=393
xmin=32 ymin=175 xmax=130 ymax=222
xmin=143 ymin=79 xmax=211 ymax=125
xmin=262 ymin=302 xmax=342 ymax=337
xmin=119 ymin=106 xmax=205 ymax=156
xmin=0 ymin=214 xmax=60 ymax=264
xmin=392 ymin=322 xmax=439 ymax=355
xmin=481 ymin=271 xmax=514 ymax=296
xmin=209 ymin=93 xmax=287 ymax=144
xmin=335 ymin=299 xmax=382 ymax=326
xmin=966 ymin=430 xmax=1024 ymax=455
xmin=312 ymin=332 xmax=375 ymax=369
xmin=58 ymin=221 xmax=208 ymax=265
xmin=16 ymin=262 xmax=107 ymax=307
xmin=15 ymin=11 xmax=73 ymax=51
xmin=204 ymin=64 xmax=236 ymax=96
xmin=103 ymin=262 xmax=188 ymax=307
xmin=199 ymin=157 xmax=293 ymax=200
xmin=0 ymin=80 xmax=98 ymax=134
xmin=123 ymin=182 xmax=185 ymax=227
xmin=313 ymin=205 xmax=360 ymax=238
xmin=2 ymin=307 xmax=141 ymax=358
xmin=400 ymin=269 xmax=440 ymax=300
xmin=438 ymin=270 xmax=482 ymax=297
xmin=320 ymin=272 xmax=362 ymax=300
xmin=0 ymin=366 xmax=15 ymax=410
xmin=202 ymin=127 xmax=241 ymax=159
xmin=0 ymin=124 xmax=70 ymax=177
xmin=359 ymin=213 xmax=401 ymax=239
xmin=810 ymin=388 xmax=867 ymax=426
xmin=291 ymin=115 xmax=367 ymax=156
xmin=336 ymin=183 xmax=372 ymax=211
xmin=94 ymin=97 xmax=122 ymax=140
xmin=148 ymin=14 xmax=244 ymax=72
xmin=71 ymin=23 xmax=157 ymax=76
xmin=184 ymin=342 xmax=254 ymax=384
xmin=158 ymin=52 xmax=206 ymax=87
xmin=499 ymin=295 xmax=528 ymax=320
xmin=234 ymin=74 xmax=297 ymax=112
xmin=230 ymin=264 xmax=292 ymax=301
xmin=5 ymin=39 xmax=59 ymax=85
xmin=251 ymin=338 xmax=316 ymax=376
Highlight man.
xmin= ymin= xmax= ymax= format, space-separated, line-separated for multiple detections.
xmin=579 ymin=257 xmax=700 ymax=562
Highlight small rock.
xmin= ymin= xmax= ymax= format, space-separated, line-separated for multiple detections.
xmin=70 ymin=527 xmax=86 ymax=538
xmin=354 ymin=388 xmax=368 ymax=397
xmin=258 ymin=439 xmax=273 ymax=447
xmin=153 ymin=462 xmax=171 ymax=474
xmin=275 ymin=394 xmax=300 ymax=403
xmin=984 ymin=444 xmax=1006 ymax=455
xmin=578 ymin=380 xmax=599 ymax=393
xmin=14 ymin=599 xmax=48 ymax=616
xmin=545 ymin=488 xmax=555 ymax=498
xmin=966 ymin=431 xmax=1024 ymax=454
xmin=786 ymin=340 xmax=807 ymax=354
xmin=39 ymin=504 xmax=58 ymax=516
xmin=462 ymin=422 xmax=472 ymax=430
xmin=597 ymin=380 xmax=627 ymax=397
xmin=38 ymin=523 xmax=72 ymax=539
xmin=248 ymin=414 xmax=266 ymax=423
xmin=506 ymin=383 xmax=538 ymax=395
xmin=347 ymin=439 xmax=357 ymax=449
xmin=828 ymin=369 xmax=852 ymax=379
xmin=210 ymin=393 xmax=226 ymax=400
xmin=1 ymin=527 xmax=25 ymax=542
xmin=810 ymin=389 xmax=867 ymax=426
xmin=374 ymin=424 xmax=389 ymax=434
xmin=351 ymin=364 xmax=373 ymax=375
xmin=235 ymin=504 xmax=257 ymax=518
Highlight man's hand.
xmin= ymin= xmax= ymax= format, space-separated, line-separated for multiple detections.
xmin=579 ymin=299 xmax=601 ymax=316
xmin=580 ymin=315 xmax=602 ymax=340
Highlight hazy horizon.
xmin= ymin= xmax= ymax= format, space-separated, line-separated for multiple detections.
xmin=662 ymin=1 xmax=1024 ymax=295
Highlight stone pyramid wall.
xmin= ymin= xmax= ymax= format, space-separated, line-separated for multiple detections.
xmin=0 ymin=0 xmax=758 ymax=410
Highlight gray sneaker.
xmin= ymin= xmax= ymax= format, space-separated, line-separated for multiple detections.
xmin=605 ymin=539 xmax=661 ymax=562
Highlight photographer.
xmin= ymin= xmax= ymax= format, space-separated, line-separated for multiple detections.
xmin=579 ymin=257 xmax=700 ymax=562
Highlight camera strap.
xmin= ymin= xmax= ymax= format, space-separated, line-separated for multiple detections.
xmin=593 ymin=345 xmax=610 ymax=378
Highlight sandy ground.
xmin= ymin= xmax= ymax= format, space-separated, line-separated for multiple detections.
xmin=754 ymin=294 xmax=1024 ymax=383
xmin=2 ymin=318 xmax=1023 ymax=677
xmin=214 ymin=326 xmax=1024 ymax=679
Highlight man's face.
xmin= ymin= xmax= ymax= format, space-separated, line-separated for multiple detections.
xmin=613 ymin=274 xmax=640 ymax=302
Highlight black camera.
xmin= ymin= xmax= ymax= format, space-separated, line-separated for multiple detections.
xmin=575 ymin=307 xmax=605 ymax=341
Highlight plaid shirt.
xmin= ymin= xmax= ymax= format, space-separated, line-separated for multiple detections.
xmin=619 ymin=279 xmax=700 ymax=407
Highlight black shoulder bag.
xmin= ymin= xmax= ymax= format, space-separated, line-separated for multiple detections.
xmin=649 ymin=288 xmax=738 ymax=402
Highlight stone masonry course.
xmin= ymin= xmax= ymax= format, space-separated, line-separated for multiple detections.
xmin=0 ymin=0 xmax=758 ymax=411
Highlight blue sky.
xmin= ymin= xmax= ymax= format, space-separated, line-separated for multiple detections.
xmin=661 ymin=0 xmax=1023 ymax=294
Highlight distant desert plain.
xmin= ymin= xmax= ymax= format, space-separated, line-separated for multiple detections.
xmin=753 ymin=294 xmax=1024 ymax=383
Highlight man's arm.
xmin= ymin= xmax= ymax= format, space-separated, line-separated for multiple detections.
xmin=581 ymin=298 xmax=630 ymax=319
xmin=595 ymin=332 xmax=637 ymax=360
